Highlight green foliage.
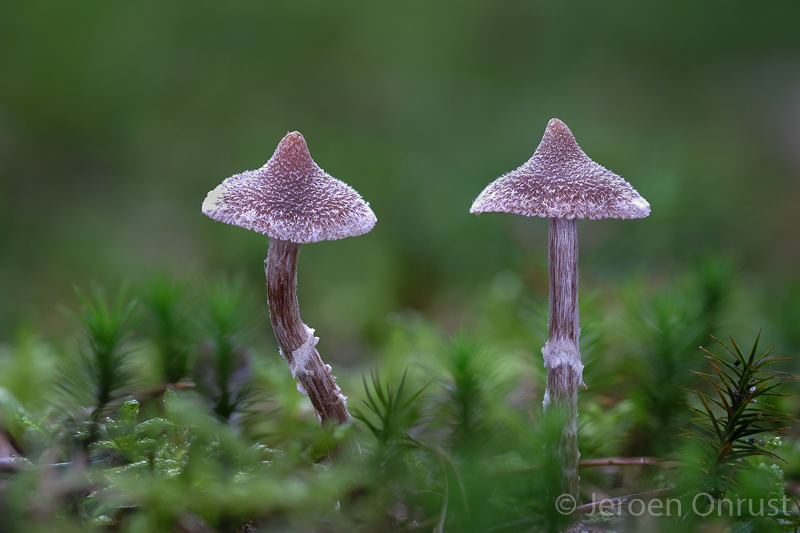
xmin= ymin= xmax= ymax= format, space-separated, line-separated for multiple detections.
xmin=141 ymin=277 xmax=193 ymax=385
xmin=578 ymin=399 xmax=635 ymax=460
xmin=433 ymin=335 xmax=497 ymax=461
xmin=353 ymin=370 xmax=427 ymax=470
xmin=0 ymin=272 xmax=797 ymax=533
xmin=0 ymin=328 xmax=58 ymax=409
xmin=681 ymin=333 xmax=796 ymax=498
xmin=195 ymin=277 xmax=258 ymax=422
xmin=665 ymin=333 xmax=800 ymax=532
xmin=60 ymin=283 xmax=139 ymax=418
xmin=620 ymin=256 xmax=737 ymax=457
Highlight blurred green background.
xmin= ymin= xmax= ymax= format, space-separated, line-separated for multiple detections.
xmin=1 ymin=0 xmax=799 ymax=361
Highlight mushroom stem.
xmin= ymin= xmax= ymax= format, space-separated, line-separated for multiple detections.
xmin=542 ymin=217 xmax=582 ymax=499
xmin=266 ymin=237 xmax=351 ymax=424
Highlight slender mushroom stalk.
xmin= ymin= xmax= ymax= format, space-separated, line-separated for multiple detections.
xmin=544 ymin=216 xmax=581 ymax=496
xmin=202 ymin=132 xmax=376 ymax=424
xmin=470 ymin=119 xmax=650 ymax=499
xmin=267 ymin=238 xmax=350 ymax=423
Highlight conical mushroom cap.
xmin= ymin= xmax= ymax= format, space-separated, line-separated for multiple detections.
xmin=470 ymin=119 xmax=650 ymax=220
xmin=202 ymin=132 xmax=377 ymax=243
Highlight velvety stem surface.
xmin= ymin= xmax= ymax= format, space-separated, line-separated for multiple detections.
xmin=544 ymin=217 xmax=582 ymax=500
xmin=266 ymin=238 xmax=351 ymax=424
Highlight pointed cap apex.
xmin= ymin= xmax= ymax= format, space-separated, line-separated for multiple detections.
xmin=269 ymin=131 xmax=314 ymax=172
xmin=541 ymin=119 xmax=581 ymax=154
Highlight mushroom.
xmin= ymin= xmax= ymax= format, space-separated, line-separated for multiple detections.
xmin=202 ymin=131 xmax=376 ymax=424
xmin=470 ymin=118 xmax=650 ymax=497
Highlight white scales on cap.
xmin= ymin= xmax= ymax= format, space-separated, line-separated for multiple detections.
xmin=470 ymin=118 xmax=650 ymax=220
xmin=203 ymin=131 xmax=376 ymax=243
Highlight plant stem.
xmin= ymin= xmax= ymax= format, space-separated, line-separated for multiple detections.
xmin=266 ymin=238 xmax=351 ymax=424
xmin=542 ymin=217 xmax=582 ymax=500
xmin=578 ymin=457 xmax=679 ymax=468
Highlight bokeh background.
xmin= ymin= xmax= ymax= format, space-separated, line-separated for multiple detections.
xmin=2 ymin=0 xmax=800 ymax=361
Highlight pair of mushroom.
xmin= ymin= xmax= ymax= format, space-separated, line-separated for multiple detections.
xmin=202 ymin=120 xmax=650 ymax=497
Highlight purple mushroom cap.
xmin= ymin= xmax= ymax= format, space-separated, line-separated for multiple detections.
xmin=202 ymin=131 xmax=377 ymax=243
xmin=470 ymin=119 xmax=650 ymax=220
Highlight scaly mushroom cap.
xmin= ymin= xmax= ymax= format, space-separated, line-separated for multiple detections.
xmin=470 ymin=119 xmax=650 ymax=220
xmin=202 ymin=132 xmax=377 ymax=243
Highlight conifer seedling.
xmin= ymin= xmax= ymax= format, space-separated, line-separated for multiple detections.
xmin=470 ymin=118 xmax=650 ymax=498
xmin=202 ymin=132 xmax=376 ymax=424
